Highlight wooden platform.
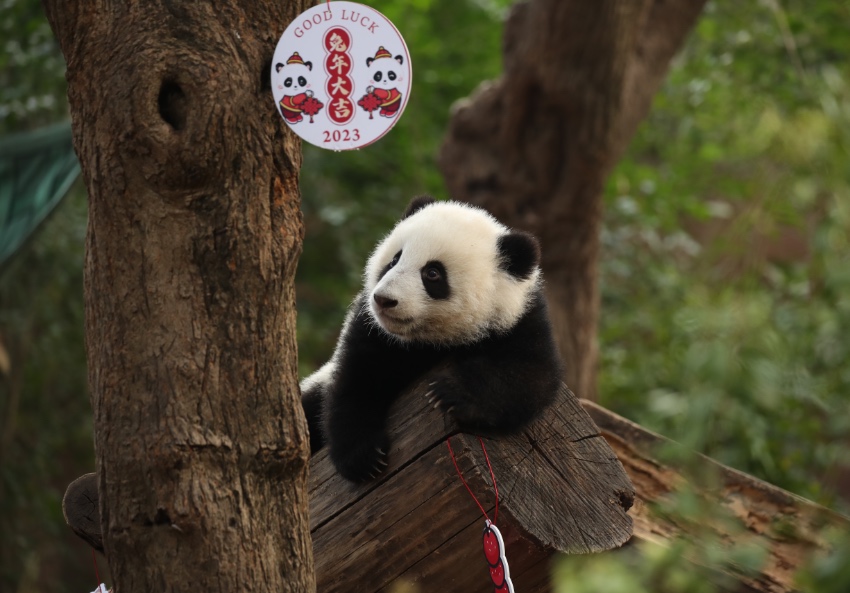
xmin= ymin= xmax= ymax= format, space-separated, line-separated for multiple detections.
xmin=67 ymin=380 xmax=848 ymax=592
xmin=308 ymin=382 xmax=634 ymax=592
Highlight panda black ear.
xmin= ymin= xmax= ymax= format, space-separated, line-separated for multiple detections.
xmin=498 ymin=231 xmax=540 ymax=280
xmin=275 ymin=63 xmax=284 ymax=73
xmin=305 ymin=61 xmax=313 ymax=71
xmin=402 ymin=195 xmax=436 ymax=220
xmin=366 ymin=57 xmax=375 ymax=67
xmin=394 ymin=55 xmax=404 ymax=65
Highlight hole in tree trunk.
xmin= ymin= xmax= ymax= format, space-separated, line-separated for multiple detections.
xmin=261 ymin=58 xmax=273 ymax=92
xmin=153 ymin=508 xmax=171 ymax=525
xmin=158 ymin=79 xmax=187 ymax=131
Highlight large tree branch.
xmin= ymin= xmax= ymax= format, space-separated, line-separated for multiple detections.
xmin=615 ymin=0 xmax=708 ymax=163
xmin=439 ymin=0 xmax=706 ymax=400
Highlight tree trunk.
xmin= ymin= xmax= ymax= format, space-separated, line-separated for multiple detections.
xmin=41 ymin=2 xmax=315 ymax=592
xmin=439 ymin=0 xmax=706 ymax=400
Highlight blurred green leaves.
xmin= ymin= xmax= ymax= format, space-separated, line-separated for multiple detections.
xmin=0 ymin=186 xmax=92 ymax=593
xmin=600 ymin=0 xmax=850 ymax=513
xmin=0 ymin=0 xmax=68 ymax=133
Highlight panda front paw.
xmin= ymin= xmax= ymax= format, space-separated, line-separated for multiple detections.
xmin=329 ymin=430 xmax=390 ymax=483
xmin=424 ymin=376 xmax=501 ymax=436
xmin=424 ymin=378 xmax=475 ymax=426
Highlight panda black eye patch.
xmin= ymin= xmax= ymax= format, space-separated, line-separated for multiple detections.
xmin=284 ymin=77 xmax=293 ymax=88
xmin=377 ymin=250 xmax=402 ymax=281
xmin=374 ymin=71 xmax=383 ymax=82
xmin=421 ymin=261 xmax=449 ymax=300
xmin=388 ymin=71 xmax=397 ymax=81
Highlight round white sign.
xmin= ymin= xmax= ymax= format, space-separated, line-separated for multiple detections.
xmin=271 ymin=1 xmax=412 ymax=150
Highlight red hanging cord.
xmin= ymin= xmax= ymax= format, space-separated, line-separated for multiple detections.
xmin=446 ymin=436 xmax=499 ymax=525
xmin=92 ymin=548 xmax=101 ymax=586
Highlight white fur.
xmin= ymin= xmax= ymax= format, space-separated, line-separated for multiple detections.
xmin=300 ymin=359 xmax=335 ymax=392
xmin=364 ymin=201 xmax=540 ymax=346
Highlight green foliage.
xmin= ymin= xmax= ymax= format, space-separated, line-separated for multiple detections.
xmin=591 ymin=2 xmax=850 ymax=589
xmin=599 ymin=0 xmax=850 ymax=514
xmin=0 ymin=3 xmax=94 ymax=593
xmin=0 ymin=187 xmax=93 ymax=593
xmin=0 ymin=0 xmax=68 ymax=134
xmin=553 ymin=535 xmax=767 ymax=593
xmin=796 ymin=528 xmax=850 ymax=593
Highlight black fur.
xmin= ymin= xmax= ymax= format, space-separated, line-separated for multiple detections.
xmin=402 ymin=195 xmax=436 ymax=219
xmin=420 ymin=261 xmax=449 ymax=299
xmin=497 ymin=231 xmax=540 ymax=279
xmin=377 ymin=250 xmax=402 ymax=282
xmin=303 ymin=287 xmax=562 ymax=482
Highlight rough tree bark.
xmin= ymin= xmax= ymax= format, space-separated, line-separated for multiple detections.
xmin=440 ymin=0 xmax=707 ymax=400
xmin=41 ymin=2 xmax=315 ymax=592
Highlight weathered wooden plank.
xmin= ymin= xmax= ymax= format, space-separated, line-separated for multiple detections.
xmin=456 ymin=387 xmax=634 ymax=553
xmin=309 ymin=391 xmax=453 ymax=530
xmin=309 ymin=380 xmax=635 ymax=591
xmin=380 ymin=510 xmax=555 ymax=593
xmin=314 ymin=445 xmax=473 ymax=592
xmin=582 ymin=400 xmax=850 ymax=593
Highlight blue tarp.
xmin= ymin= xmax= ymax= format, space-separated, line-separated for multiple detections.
xmin=0 ymin=122 xmax=81 ymax=267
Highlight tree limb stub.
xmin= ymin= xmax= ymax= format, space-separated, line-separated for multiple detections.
xmin=63 ymin=473 xmax=104 ymax=554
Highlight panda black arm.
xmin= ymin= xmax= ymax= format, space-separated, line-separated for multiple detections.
xmin=432 ymin=288 xmax=563 ymax=436
xmin=323 ymin=293 xmax=439 ymax=482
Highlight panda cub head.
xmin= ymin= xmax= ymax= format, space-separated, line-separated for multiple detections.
xmin=365 ymin=196 xmax=541 ymax=346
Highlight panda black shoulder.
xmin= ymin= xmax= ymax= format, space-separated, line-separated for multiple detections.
xmin=333 ymin=291 xmax=443 ymax=390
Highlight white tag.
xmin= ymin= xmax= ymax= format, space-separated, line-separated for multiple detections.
xmin=90 ymin=584 xmax=108 ymax=593
xmin=271 ymin=1 xmax=412 ymax=150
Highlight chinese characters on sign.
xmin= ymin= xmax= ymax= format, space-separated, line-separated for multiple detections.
xmin=324 ymin=28 xmax=355 ymax=126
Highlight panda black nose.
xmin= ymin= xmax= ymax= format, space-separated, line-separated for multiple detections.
xmin=374 ymin=294 xmax=398 ymax=309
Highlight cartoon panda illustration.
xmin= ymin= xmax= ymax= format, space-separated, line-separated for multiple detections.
xmin=361 ymin=46 xmax=405 ymax=118
xmin=300 ymin=196 xmax=563 ymax=482
xmin=274 ymin=52 xmax=323 ymax=124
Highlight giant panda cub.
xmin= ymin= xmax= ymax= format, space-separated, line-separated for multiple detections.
xmin=301 ymin=196 xmax=563 ymax=482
